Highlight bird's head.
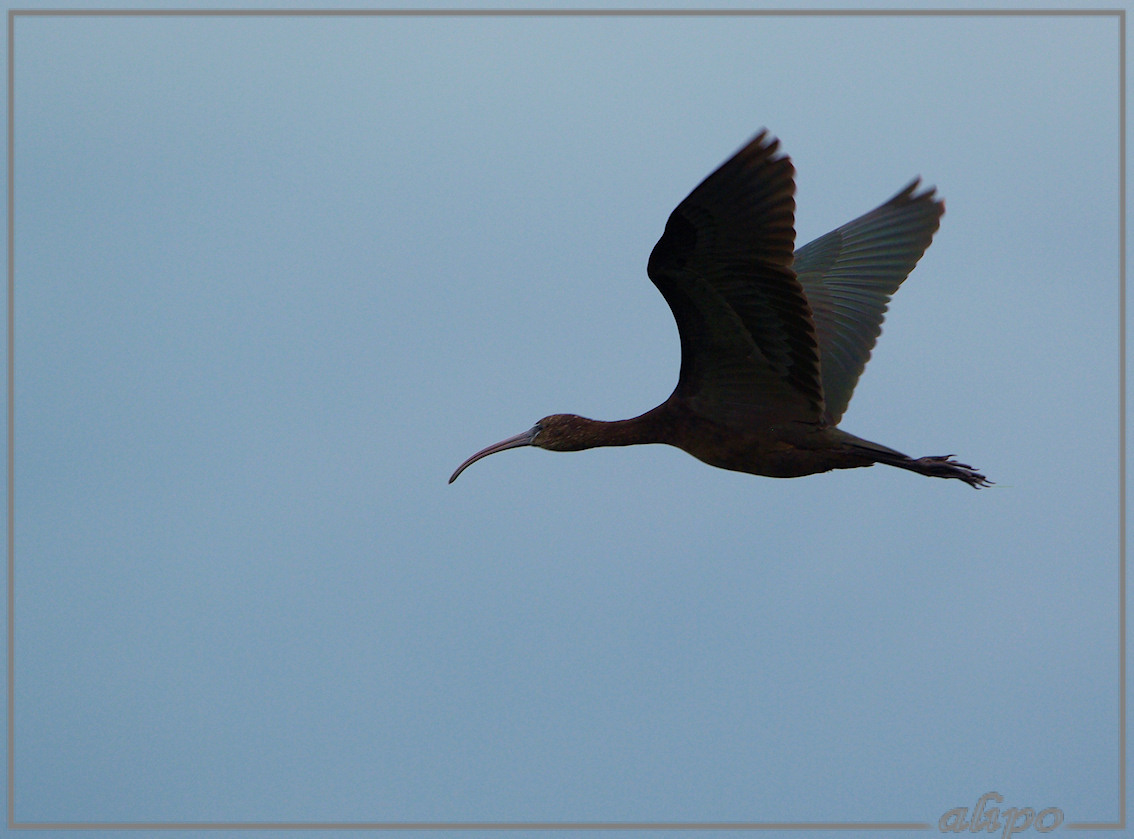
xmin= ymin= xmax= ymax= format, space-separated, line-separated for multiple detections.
xmin=448 ymin=414 xmax=591 ymax=483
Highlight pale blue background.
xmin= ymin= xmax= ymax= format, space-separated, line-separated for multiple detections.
xmin=5 ymin=2 xmax=1126 ymax=837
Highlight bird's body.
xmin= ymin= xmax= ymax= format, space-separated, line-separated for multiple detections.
xmin=451 ymin=132 xmax=990 ymax=488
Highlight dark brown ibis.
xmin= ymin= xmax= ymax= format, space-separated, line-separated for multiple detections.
xmin=450 ymin=132 xmax=990 ymax=488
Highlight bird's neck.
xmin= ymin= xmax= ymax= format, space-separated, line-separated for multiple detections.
xmin=565 ymin=407 xmax=670 ymax=450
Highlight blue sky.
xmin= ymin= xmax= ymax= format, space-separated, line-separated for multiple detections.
xmin=6 ymin=3 xmax=1126 ymax=837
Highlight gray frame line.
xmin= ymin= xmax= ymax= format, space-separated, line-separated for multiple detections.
xmin=5 ymin=4 xmax=12 ymax=833
xmin=2 ymin=6 xmax=1127 ymax=14
xmin=6 ymin=821 xmax=934 ymax=831
xmin=5 ymin=6 xmax=1125 ymax=832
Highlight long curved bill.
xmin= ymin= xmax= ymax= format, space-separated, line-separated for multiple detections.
xmin=448 ymin=425 xmax=539 ymax=483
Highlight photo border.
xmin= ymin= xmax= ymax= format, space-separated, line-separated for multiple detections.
xmin=6 ymin=6 xmax=1125 ymax=831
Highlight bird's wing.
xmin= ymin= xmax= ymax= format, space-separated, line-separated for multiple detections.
xmin=793 ymin=180 xmax=944 ymax=425
xmin=646 ymin=132 xmax=825 ymax=425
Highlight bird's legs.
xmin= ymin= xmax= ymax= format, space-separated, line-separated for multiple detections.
xmin=897 ymin=455 xmax=992 ymax=488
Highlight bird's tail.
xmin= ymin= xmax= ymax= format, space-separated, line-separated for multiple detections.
xmin=839 ymin=432 xmax=992 ymax=489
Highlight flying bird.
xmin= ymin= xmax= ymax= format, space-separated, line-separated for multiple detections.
xmin=450 ymin=132 xmax=989 ymax=488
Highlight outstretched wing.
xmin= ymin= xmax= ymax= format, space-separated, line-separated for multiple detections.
xmin=794 ymin=180 xmax=944 ymax=425
xmin=646 ymin=132 xmax=825 ymax=425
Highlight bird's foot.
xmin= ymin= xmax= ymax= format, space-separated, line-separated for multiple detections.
xmin=914 ymin=455 xmax=993 ymax=489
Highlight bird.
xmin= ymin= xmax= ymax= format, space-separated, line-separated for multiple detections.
xmin=449 ymin=131 xmax=990 ymax=488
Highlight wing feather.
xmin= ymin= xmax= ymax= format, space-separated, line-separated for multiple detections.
xmin=794 ymin=179 xmax=944 ymax=425
xmin=647 ymin=132 xmax=824 ymax=424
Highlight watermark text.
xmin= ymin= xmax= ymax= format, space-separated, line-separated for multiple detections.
xmin=940 ymin=791 xmax=1063 ymax=837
